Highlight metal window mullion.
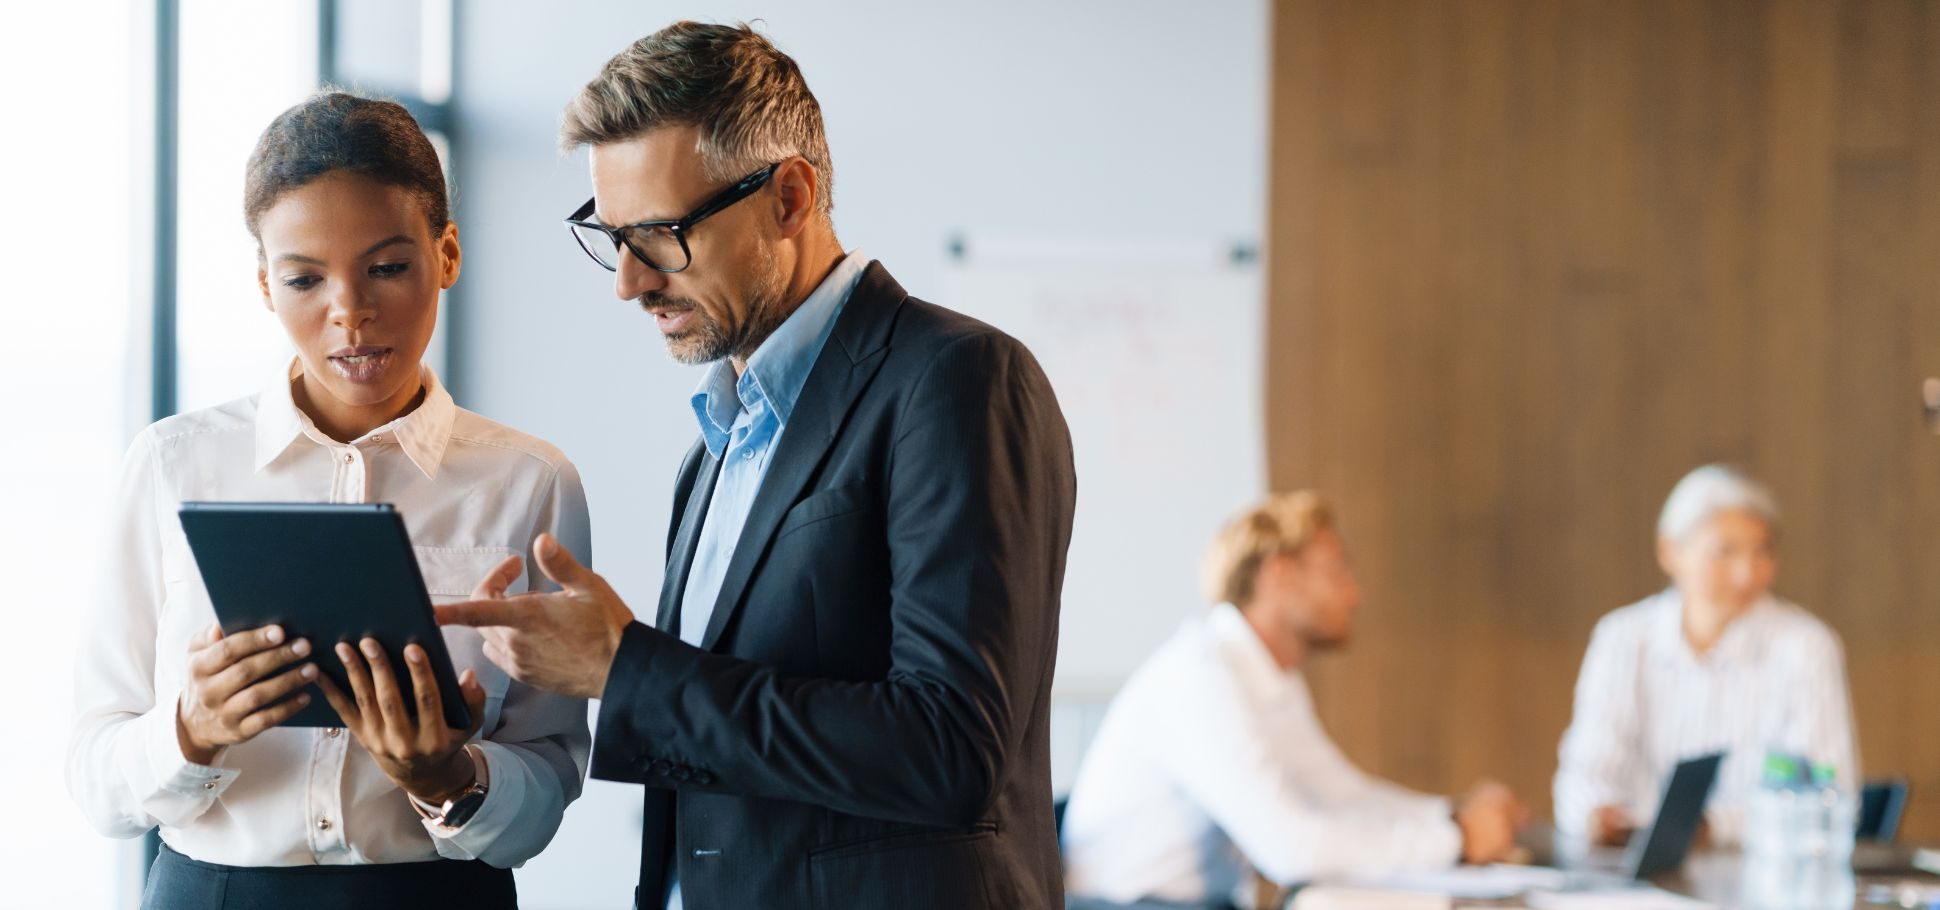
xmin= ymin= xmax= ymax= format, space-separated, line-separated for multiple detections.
xmin=150 ymin=0 xmax=179 ymax=424
xmin=142 ymin=0 xmax=179 ymax=882
xmin=317 ymin=0 xmax=337 ymax=85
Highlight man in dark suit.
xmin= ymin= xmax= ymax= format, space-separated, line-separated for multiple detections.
xmin=438 ymin=21 xmax=1076 ymax=909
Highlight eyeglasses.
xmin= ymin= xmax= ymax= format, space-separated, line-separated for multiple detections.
xmin=564 ymin=162 xmax=780 ymax=273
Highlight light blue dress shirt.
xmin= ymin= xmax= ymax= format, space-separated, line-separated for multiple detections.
xmin=676 ymin=250 xmax=870 ymax=646
xmin=665 ymin=251 xmax=868 ymax=910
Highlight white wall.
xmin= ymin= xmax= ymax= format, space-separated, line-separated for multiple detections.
xmin=447 ymin=3 xmax=1265 ymax=905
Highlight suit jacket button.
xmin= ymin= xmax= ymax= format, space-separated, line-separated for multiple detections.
xmin=672 ymin=767 xmax=693 ymax=782
xmin=649 ymin=759 xmax=673 ymax=775
xmin=694 ymin=771 xmax=714 ymax=786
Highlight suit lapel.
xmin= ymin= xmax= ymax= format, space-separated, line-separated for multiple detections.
xmin=657 ymin=440 xmax=720 ymax=634
xmin=698 ymin=262 xmax=906 ymax=651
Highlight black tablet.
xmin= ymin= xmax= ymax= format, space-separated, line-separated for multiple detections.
xmin=177 ymin=502 xmax=471 ymax=730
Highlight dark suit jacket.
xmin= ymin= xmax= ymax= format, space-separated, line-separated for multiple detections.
xmin=590 ymin=262 xmax=1077 ymax=909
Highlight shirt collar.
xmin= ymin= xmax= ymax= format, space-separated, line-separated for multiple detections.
xmin=1654 ymin=587 xmax=1776 ymax=665
xmin=691 ymin=362 xmax=742 ymax=458
xmin=690 ymin=249 xmax=871 ymax=459
xmin=252 ymin=357 xmax=457 ymax=480
xmin=1206 ymin=602 xmax=1301 ymax=691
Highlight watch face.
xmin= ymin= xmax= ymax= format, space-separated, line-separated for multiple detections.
xmin=442 ymin=788 xmax=488 ymax=828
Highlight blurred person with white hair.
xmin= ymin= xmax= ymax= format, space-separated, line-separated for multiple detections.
xmin=1062 ymin=492 xmax=1527 ymax=909
xmin=1553 ymin=464 xmax=1859 ymax=848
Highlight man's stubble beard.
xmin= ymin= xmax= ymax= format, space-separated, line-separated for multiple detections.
xmin=649 ymin=242 xmax=789 ymax=366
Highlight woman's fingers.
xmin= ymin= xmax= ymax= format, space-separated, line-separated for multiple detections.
xmin=459 ymin=667 xmax=488 ymax=739
xmin=335 ymin=641 xmax=378 ymax=721
xmin=189 ymin=624 xmax=286 ymax=679
xmin=312 ymin=673 xmax=359 ymax=726
xmin=403 ymin=643 xmax=446 ymax=744
xmin=212 ymin=663 xmax=318 ymax=742
xmin=234 ymin=690 xmax=313 ymax=739
xmin=208 ymin=637 xmax=313 ymax=703
xmin=189 ymin=621 xmax=222 ymax=652
xmin=231 ymin=662 xmax=318 ymax=718
xmin=359 ymin=637 xmax=411 ymax=733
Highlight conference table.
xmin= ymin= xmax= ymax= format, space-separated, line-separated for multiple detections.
xmin=1468 ymin=830 xmax=1940 ymax=909
xmin=1068 ymin=832 xmax=1940 ymax=910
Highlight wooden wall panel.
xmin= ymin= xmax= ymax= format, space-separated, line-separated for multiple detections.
xmin=1269 ymin=0 xmax=1940 ymax=841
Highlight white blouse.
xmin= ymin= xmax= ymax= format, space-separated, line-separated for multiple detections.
xmin=1062 ymin=603 xmax=1461 ymax=906
xmin=66 ymin=361 xmax=592 ymax=868
xmin=1553 ymin=590 xmax=1860 ymax=845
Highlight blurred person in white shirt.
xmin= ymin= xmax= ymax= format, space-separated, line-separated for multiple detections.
xmin=1062 ymin=492 xmax=1526 ymax=908
xmin=66 ymin=91 xmax=591 ymax=910
xmin=1553 ymin=464 xmax=1858 ymax=848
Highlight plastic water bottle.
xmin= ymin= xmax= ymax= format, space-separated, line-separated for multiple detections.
xmin=1743 ymin=753 xmax=1855 ymax=910
xmin=1744 ymin=753 xmax=1806 ymax=910
xmin=1803 ymin=762 xmax=1857 ymax=910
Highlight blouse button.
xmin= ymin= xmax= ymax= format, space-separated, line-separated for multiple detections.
xmin=316 ymin=818 xmax=333 ymax=831
xmin=343 ymin=452 xmax=354 ymax=464
xmin=326 ymin=727 xmax=343 ymax=738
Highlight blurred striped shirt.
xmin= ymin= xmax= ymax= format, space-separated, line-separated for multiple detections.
xmin=1553 ymin=589 xmax=1859 ymax=845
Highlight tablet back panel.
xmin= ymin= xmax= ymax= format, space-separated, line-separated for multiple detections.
xmin=177 ymin=502 xmax=470 ymax=729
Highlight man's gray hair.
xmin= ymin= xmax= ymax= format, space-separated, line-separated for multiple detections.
xmin=560 ymin=21 xmax=834 ymax=221
xmin=1657 ymin=464 xmax=1780 ymax=543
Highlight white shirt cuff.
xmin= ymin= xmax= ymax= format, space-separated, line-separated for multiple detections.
xmin=421 ymin=740 xmax=527 ymax=863
xmin=136 ymin=696 xmax=241 ymax=824
xmin=1417 ymin=798 xmax=1463 ymax=866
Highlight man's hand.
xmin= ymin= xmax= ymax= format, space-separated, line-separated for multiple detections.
xmin=436 ymin=533 xmax=634 ymax=700
xmin=1455 ymin=779 xmax=1528 ymax=864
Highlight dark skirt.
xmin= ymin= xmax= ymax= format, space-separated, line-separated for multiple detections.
xmin=141 ymin=844 xmax=517 ymax=910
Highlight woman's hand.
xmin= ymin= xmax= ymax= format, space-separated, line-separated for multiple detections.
xmin=316 ymin=637 xmax=487 ymax=804
xmin=1591 ymin=804 xmax=1637 ymax=846
xmin=176 ymin=622 xmax=319 ymax=765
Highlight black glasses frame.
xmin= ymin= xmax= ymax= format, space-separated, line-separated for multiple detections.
xmin=564 ymin=162 xmax=781 ymax=273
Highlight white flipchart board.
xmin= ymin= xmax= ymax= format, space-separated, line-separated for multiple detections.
xmin=938 ymin=234 xmax=1266 ymax=696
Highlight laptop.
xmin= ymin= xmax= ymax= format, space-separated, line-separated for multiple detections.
xmin=1271 ymin=753 xmax=1726 ymax=908
xmin=1567 ymin=752 xmax=1725 ymax=886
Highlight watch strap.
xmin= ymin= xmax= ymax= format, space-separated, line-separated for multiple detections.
xmin=410 ymin=743 xmax=489 ymax=829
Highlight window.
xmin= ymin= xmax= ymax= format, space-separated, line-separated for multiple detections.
xmin=321 ymin=0 xmax=456 ymax=379
xmin=0 ymin=4 xmax=151 ymax=907
xmin=173 ymin=0 xmax=320 ymax=412
xmin=2 ymin=4 xmax=452 ymax=903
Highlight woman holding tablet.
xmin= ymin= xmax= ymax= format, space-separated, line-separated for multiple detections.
xmin=66 ymin=92 xmax=592 ymax=909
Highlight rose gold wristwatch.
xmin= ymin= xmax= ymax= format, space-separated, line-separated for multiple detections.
xmin=411 ymin=743 xmax=489 ymax=830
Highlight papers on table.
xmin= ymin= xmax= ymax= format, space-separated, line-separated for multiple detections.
xmin=1351 ymin=865 xmax=1569 ymax=900
xmin=1916 ymin=847 xmax=1940 ymax=876
xmin=1338 ymin=866 xmax=1718 ymax=910
xmin=1292 ymin=886 xmax=1453 ymax=910
xmin=1523 ymin=887 xmax=1716 ymax=910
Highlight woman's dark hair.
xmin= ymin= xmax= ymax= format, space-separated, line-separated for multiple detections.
xmin=244 ymin=91 xmax=449 ymax=247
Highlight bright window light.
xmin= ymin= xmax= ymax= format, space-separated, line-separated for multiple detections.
xmin=174 ymin=0 xmax=319 ymax=413
xmin=0 ymin=3 xmax=148 ymax=907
